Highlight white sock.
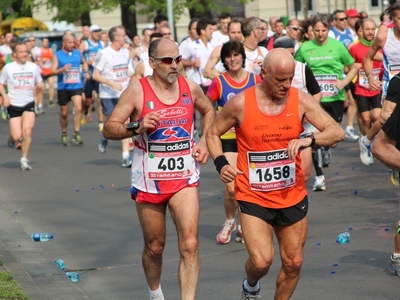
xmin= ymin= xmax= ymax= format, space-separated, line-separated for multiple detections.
xmin=149 ymin=285 xmax=163 ymax=299
xmin=38 ymin=104 xmax=43 ymax=109
xmin=393 ymin=253 xmax=400 ymax=259
xmin=20 ymin=157 xmax=27 ymax=162
xmin=363 ymin=136 xmax=371 ymax=144
xmin=226 ymin=218 xmax=235 ymax=224
xmin=244 ymin=278 xmax=260 ymax=292
xmin=122 ymin=151 xmax=130 ymax=159
xmin=346 ymin=126 xmax=354 ymax=131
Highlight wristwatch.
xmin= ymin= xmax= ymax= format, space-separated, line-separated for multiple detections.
xmin=126 ymin=121 xmax=140 ymax=135
xmin=304 ymin=132 xmax=315 ymax=147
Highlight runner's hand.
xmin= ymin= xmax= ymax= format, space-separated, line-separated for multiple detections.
xmin=220 ymin=165 xmax=243 ymax=183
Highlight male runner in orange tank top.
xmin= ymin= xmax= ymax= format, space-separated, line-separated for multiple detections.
xmin=206 ymin=48 xmax=344 ymax=299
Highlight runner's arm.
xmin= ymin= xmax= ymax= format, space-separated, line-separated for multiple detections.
xmin=203 ymin=45 xmax=222 ymax=80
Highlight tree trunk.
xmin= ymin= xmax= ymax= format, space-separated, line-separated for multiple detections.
xmin=303 ymin=0 xmax=309 ymax=20
xmin=11 ymin=0 xmax=32 ymax=17
xmin=188 ymin=0 xmax=213 ymax=20
xmin=80 ymin=12 xmax=91 ymax=27
xmin=120 ymin=0 xmax=137 ymax=38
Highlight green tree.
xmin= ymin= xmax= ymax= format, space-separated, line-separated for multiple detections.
xmin=1 ymin=0 xmax=250 ymax=36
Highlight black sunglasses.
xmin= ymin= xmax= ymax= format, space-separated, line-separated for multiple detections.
xmin=152 ymin=55 xmax=182 ymax=65
xmin=337 ymin=17 xmax=348 ymax=21
xmin=289 ymin=26 xmax=300 ymax=31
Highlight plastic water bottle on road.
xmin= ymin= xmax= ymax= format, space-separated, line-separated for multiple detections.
xmin=336 ymin=232 xmax=350 ymax=244
xmin=55 ymin=259 xmax=65 ymax=270
xmin=66 ymin=272 xmax=80 ymax=282
xmin=29 ymin=233 xmax=54 ymax=242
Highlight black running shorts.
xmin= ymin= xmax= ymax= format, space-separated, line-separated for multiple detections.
xmin=237 ymin=195 xmax=308 ymax=227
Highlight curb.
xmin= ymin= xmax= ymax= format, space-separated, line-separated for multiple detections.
xmin=0 ymin=210 xmax=89 ymax=300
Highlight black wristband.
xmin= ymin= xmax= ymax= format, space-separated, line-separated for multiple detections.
xmin=214 ymin=155 xmax=230 ymax=174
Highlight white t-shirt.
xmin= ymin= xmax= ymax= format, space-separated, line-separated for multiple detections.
xmin=0 ymin=44 xmax=12 ymax=56
xmin=245 ymin=46 xmax=268 ymax=74
xmin=31 ymin=46 xmax=41 ymax=60
xmin=182 ymin=39 xmax=215 ymax=86
xmin=179 ymin=37 xmax=196 ymax=80
xmin=93 ymin=46 xmax=130 ymax=98
xmin=0 ymin=61 xmax=42 ymax=106
xmin=211 ymin=30 xmax=229 ymax=47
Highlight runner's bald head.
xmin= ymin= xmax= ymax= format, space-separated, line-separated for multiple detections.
xmin=263 ymin=48 xmax=295 ymax=73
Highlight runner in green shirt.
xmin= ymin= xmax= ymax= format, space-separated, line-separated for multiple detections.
xmin=295 ymin=13 xmax=359 ymax=182
xmin=295 ymin=13 xmax=358 ymax=117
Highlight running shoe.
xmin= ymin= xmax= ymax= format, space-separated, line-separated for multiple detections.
xmin=36 ymin=107 xmax=45 ymax=115
xmin=98 ymin=139 xmax=108 ymax=153
xmin=73 ymin=132 xmax=83 ymax=145
xmin=48 ymin=101 xmax=56 ymax=107
xmin=150 ymin=294 xmax=164 ymax=300
xmin=389 ymin=254 xmax=400 ymax=276
xmin=20 ymin=158 xmax=32 ymax=171
xmin=62 ymin=133 xmax=69 ymax=146
xmin=81 ymin=116 xmax=86 ymax=125
xmin=15 ymin=138 xmax=22 ymax=150
xmin=122 ymin=156 xmax=132 ymax=168
xmin=391 ymin=170 xmax=400 ymax=187
xmin=7 ymin=136 xmax=15 ymax=148
xmin=216 ymin=220 xmax=236 ymax=244
xmin=236 ymin=226 xmax=245 ymax=244
xmin=98 ymin=122 xmax=104 ymax=132
xmin=358 ymin=136 xmax=373 ymax=165
xmin=86 ymin=114 xmax=92 ymax=122
xmin=240 ymin=279 xmax=261 ymax=300
xmin=344 ymin=126 xmax=360 ymax=141
xmin=321 ymin=147 xmax=331 ymax=167
xmin=313 ymin=175 xmax=326 ymax=191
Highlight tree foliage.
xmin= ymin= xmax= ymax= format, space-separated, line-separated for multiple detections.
xmin=1 ymin=0 xmax=243 ymax=24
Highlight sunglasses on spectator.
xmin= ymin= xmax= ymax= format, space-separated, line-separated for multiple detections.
xmin=337 ymin=17 xmax=348 ymax=21
xmin=92 ymin=30 xmax=101 ymax=33
xmin=162 ymin=32 xmax=172 ymax=36
xmin=152 ymin=55 xmax=182 ymax=64
xmin=289 ymin=26 xmax=300 ymax=31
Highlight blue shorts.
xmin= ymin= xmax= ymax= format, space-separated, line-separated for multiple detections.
xmin=101 ymin=98 xmax=118 ymax=116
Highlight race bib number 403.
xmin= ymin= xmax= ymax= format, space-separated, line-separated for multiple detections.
xmin=248 ymin=149 xmax=296 ymax=191
xmin=147 ymin=139 xmax=195 ymax=180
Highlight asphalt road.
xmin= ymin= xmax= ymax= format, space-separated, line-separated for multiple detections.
xmin=0 ymin=104 xmax=399 ymax=300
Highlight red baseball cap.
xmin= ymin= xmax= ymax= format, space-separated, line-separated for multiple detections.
xmin=346 ymin=8 xmax=360 ymax=18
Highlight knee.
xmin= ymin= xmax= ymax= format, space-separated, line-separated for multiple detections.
xmin=22 ymin=128 xmax=32 ymax=138
xmin=225 ymin=183 xmax=235 ymax=200
xmin=145 ymin=239 xmax=165 ymax=257
xmin=282 ymin=254 xmax=304 ymax=276
xmin=179 ymin=235 xmax=199 ymax=256
xmin=251 ymin=255 xmax=273 ymax=273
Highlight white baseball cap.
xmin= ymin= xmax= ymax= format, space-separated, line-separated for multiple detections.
xmin=89 ymin=25 xmax=102 ymax=32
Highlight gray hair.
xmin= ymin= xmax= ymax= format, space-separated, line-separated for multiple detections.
xmin=311 ymin=13 xmax=331 ymax=29
xmin=108 ymin=25 xmax=125 ymax=42
xmin=242 ymin=17 xmax=260 ymax=37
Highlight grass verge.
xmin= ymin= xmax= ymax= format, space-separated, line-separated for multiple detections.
xmin=0 ymin=260 xmax=27 ymax=300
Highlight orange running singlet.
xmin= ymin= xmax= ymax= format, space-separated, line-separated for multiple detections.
xmin=235 ymin=86 xmax=307 ymax=209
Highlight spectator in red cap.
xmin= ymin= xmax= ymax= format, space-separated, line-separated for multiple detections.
xmin=346 ymin=8 xmax=360 ymax=37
